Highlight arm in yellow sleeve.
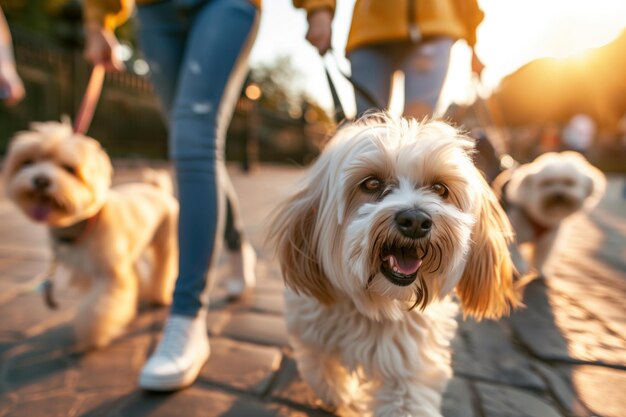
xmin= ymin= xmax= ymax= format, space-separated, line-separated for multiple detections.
xmin=84 ymin=0 xmax=134 ymax=31
xmin=292 ymin=0 xmax=335 ymax=16
xmin=453 ymin=0 xmax=484 ymax=47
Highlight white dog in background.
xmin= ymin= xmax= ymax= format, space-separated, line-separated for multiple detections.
xmin=2 ymin=121 xmax=179 ymax=350
xmin=269 ymin=115 xmax=520 ymax=416
xmin=495 ymin=151 xmax=606 ymax=276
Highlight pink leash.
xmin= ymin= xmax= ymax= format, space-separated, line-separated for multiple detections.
xmin=73 ymin=64 xmax=106 ymax=135
xmin=42 ymin=63 xmax=105 ymax=309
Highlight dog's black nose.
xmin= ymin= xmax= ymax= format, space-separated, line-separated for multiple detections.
xmin=32 ymin=175 xmax=51 ymax=191
xmin=394 ymin=209 xmax=432 ymax=239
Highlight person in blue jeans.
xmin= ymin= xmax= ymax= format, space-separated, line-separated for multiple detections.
xmin=84 ymin=0 xmax=260 ymax=391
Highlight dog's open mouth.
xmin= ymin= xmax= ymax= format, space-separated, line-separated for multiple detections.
xmin=28 ymin=194 xmax=61 ymax=221
xmin=380 ymin=244 xmax=422 ymax=286
xmin=542 ymin=193 xmax=579 ymax=216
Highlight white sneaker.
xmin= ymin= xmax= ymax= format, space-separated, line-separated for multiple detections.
xmin=139 ymin=313 xmax=210 ymax=391
xmin=225 ymin=241 xmax=257 ymax=299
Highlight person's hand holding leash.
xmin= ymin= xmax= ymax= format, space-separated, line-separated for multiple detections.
xmin=0 ymin=59 xmax=24 ymax=105
xmin=84 ymin=23 xmax=125 ymax=72
xmin=0 ymin=7 xmax=25 ymax=106
xmin=306 ymin=7 xmax=332 ymax=55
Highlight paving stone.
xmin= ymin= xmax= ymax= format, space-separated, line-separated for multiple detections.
xmin=220 ymin=311 xmax=288 ymax=346
xmin=1 ymin=259 xmax=50 ymax=282
xmin=206 ymin=310 xmax=232 ymax=335
xmin=550 ymin=277 xmax=626 ymax=344
xmin=0 ymin=393 xmax=16 ymax=415
xmin=241 ymin=292 xmax=285 ymax=315
xmin=566 ymin=365 xmax=626 ymax=417
xmin=475 ymin=382 xmax=564 ymax=417
xmin=273 ymin=405 xmax=337 ymax=417
xmin=442 ymin=377 xmax=476 ymax=417
xmin=74 ymin=390 xmax=136 ymax=417
xmin=452 ymin=318 xmax=545 ymax=390
xmin=0 ymin=167 xmax=624 ymax=417
xmin=75 ymin=338 xmax=150 ymax=392
xmin=4 ymin=393 xmax=78 ymax=417
xmin=509 ymin=280 xmax=577 ymax=359
xmin=270 ymin=355 xmax=324 ymax=409
xmin=0 ymin=292 xmax=74 ymax=336
xmin=1 ymin=344 xmax=75 ymax=397
xmin=0 ymin=333 xmax=19 ymax=357
xmin=530 ymin=361 xmax=590 ymax=417
xmin=110 ymin=387 xmax=278 ymax=417
xmin=199 ymin=337 xmax=282 ymax=394
xmin=511 ymin=279 xmax=626 ymax=367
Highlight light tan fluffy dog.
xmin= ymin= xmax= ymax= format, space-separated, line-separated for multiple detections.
xmin=269 ymin=115 xmax=520 ymax=416
xmin=3 ymin=121 xmax=178 ymax=350
xmin=495 ymin=151 xmax=606 ymax=276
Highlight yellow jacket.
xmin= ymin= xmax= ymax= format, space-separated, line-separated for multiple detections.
xmin=294 ymin=0 xmax=484 ymax=51
xmin=84 ymin=0 xmax=261 ymax=30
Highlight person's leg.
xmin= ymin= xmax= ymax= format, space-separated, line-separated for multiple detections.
xmin=136 ymin=2 xmax=186 ymax=116
xmin=223 ymin=187 xmax=257 ymax=299
xmin=347 ymin=45 xmax=394 ymax=116
xmin=401 ymin=37 xmax=454 ymax=119
xmin=137 ymin=1 xmax=248 ymax=286
xmin=138 ymin=0 xmax=259 ymax=391
xmin=169 ymin=0 xmax=258 ymax=316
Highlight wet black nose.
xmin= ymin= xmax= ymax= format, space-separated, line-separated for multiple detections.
xmin=394 ymin=209 xmax=432 ymax=239
xmin=32 ymin=175 xmax=50 ymax=191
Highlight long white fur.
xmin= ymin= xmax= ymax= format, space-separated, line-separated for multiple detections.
xmin=269 ymin=115 xmax=518 ymax=416
xmin=501 ymin=151 xmax=606 ymax=275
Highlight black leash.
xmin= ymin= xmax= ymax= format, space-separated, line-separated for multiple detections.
xmin=323 ymin=51 xmax=383 ymax=123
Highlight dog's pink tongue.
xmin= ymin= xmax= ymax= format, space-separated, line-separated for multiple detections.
xmin=31 ymin=205 xmax=51 ymax=222
xmin=391 ymin=253 xmax=422 ymax=275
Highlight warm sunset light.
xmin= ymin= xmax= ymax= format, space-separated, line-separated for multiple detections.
xmin=245 ymin=83 xmax=262 ymax=101
xmin=2 ymin=1 xmax=625 ymax=414
xmin=439 ymin=0 xmax=626 ymax=111
xmin=250 ymin=0 xmax=626 ymax=116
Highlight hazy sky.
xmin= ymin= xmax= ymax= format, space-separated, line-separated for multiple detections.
xmin=248 ymin=0 xmax=626 ymax=117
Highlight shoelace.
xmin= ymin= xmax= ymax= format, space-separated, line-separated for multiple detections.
xmin=154 ymin=317 xmax=192 ymax=360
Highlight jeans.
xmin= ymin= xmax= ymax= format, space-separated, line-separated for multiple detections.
xmin=347 ymin=37 xmax=453 ymax=115
xmin=136 ymin=0 xmax=259 ymax=316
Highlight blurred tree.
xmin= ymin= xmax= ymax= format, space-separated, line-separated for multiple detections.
xmin=249 ymin=55 xmax=332 ymax=125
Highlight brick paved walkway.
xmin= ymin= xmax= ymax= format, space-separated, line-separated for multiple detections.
xmin=0 ymin=165 xmax=624 ymax=417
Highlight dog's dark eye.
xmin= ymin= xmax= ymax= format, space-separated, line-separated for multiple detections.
xmin=562 ymin=178 xmax=575 ymax=187
xmin=21 ymin=159 xmax=34 ymax=167
xmin=431 ymin=183 xmax=449 ymax=198
xmin=62 ymin=165 xmax=76 ymax=175
xmin=360 ymin=177 xmax=384 ymax=193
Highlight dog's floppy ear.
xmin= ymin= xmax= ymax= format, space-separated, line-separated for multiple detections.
xmin=578 ymin=157 xmax=606 ymax=207
xmin=2 ymin=132 xmax=41 ymax=183
xmin=267 ymin=183 xmax=335 ymax=305
xmin=456 ymin=176 xmax=521 ymax=319
xmin=506 ymin=166 xmax=534 ymax=204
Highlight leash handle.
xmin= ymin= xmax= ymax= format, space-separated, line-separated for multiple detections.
xmin=73 ymin=64 xmax=105 ymax=135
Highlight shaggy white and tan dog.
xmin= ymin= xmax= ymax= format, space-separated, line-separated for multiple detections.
xmin=269 ymin=115 xmax=520 ymax=416
xmin=495 ymin=151 xmax=606 ymax=276
xmin=2 ymin=122 xmax=178 ymax=350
